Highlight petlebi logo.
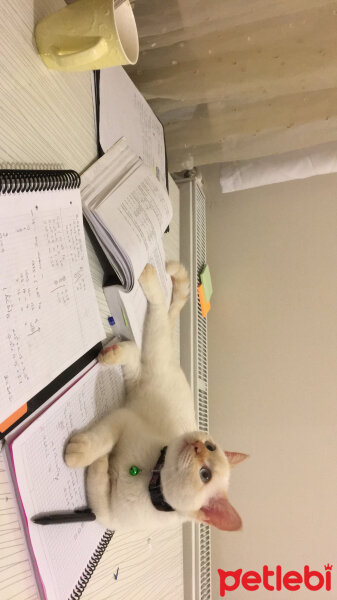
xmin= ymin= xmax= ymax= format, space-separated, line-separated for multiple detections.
xmin=218 ymin=564 xmax=333 ymax=596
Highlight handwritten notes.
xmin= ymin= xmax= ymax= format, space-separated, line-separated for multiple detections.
xmin=99 ymin=67 xmax=166 ymax=188
xmin=0 ymin=187 xmax=105 ymax=424
xmin=11 ymin=362 xmax=124 ymax=600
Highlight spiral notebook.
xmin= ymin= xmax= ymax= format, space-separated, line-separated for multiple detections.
xmin=4 ymin=360 xmax=125 ymax=600
xmin=0 ymin=169 xmax=105 ymax=436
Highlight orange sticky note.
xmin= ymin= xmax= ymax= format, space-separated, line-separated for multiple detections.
xmin=0 ymin=403 xmax=28 ymax=433
xmin=198 ymin=284 xmax=211 ymax=318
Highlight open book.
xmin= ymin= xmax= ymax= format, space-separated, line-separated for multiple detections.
xmin=3 ymin=361 xmax=124 ymax=600
xmin=81 ymin=138 xmax=173 ymax=346
xmin=93 ymin=66 xmax=167 ymax=190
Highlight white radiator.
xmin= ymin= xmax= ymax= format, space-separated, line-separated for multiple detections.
xmin=177 ymin=178 xmax=211 ymax=600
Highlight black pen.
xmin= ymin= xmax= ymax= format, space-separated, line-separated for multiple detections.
xmin=32 ymin=508 xmax=96 ymax=525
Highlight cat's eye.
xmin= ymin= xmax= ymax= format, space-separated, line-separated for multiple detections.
xmin=205 ymin=441 xmax=216 ymax=452
xmin=200 ymin=466 xmax=212 ymax=483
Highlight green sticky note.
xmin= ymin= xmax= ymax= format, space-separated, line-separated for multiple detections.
xmin=200 ymin=264 xmax=213 ymax=303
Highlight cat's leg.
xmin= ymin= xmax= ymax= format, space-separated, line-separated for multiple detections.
xmin=139 ymin=263 xmax=189 ymax=368
xmin=166 ymin=261 xmax=189 ymax=332
xmin=139 ymin=264 xmax=173 ymax=367
xmin=98 ymin=341 xmax=141 ymax=392
xmin=86 ymin=455 xmax=112 ymax=525
xmin=65 ymin=408 xmax=127 ymax=468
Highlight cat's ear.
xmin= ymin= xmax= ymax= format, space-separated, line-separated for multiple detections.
xmin=197 ymin=495 xmax=242 ymax=531
xmin=225 ymin=451 xmax=249 ymax=467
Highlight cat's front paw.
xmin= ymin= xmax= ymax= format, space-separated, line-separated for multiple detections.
xmin=98 ymin=343 xmax=121 ymax=366
xmin=139 ymin=263 xmax=163 ymax=303
xmin=139 ymin=263 xmax=156 ymax=287
xmin=98 ymin=341 xmax=135 ymax=366
xmin=64 ymin=432 xmax=93 ymax=468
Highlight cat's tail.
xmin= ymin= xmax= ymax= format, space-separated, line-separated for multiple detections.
xmin=166 ymin=261 xmax=189 ymax=329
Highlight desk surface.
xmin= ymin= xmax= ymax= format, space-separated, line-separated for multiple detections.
xmin=0 ymin=2 xmax=184 ymax=599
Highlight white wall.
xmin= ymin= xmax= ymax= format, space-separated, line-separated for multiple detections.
xmin=201 ymin=164 xmax=337 ymax=598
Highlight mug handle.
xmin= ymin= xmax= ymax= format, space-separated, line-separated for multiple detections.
xmin=51 ymin=37 xmax=108 ymax=68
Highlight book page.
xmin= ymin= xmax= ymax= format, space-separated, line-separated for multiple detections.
xmin=99 ymin=67 xmax=166 ymax=188
xmin=0 ymin=187 xmax=105 ymax=425
xmin=10 ymin=362 xmax=124 ymax=600
xmin=95 ymin=162 xmax=173 ymax=280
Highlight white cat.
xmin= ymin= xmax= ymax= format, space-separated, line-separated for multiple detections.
xmin=65 ymin=262 xmax=247 ymax=531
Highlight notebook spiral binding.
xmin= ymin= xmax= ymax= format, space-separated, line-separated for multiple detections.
xmin=69 ymin=529 xmax=114 ymax=599
xmin=0 ymin=169 xmax=80 ymax=194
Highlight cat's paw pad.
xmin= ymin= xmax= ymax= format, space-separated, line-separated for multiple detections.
xmin=98 ymin=343 xmax=124 ymax=365
xmin=65 ymin=433 xmax=93 ymax=468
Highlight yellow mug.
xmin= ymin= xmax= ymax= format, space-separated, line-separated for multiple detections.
xmin=35 ymin=0 xmax=139 ymax=72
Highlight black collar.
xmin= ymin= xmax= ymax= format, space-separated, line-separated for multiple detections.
xmin=148 ymin=447 xmax=175 ymax=512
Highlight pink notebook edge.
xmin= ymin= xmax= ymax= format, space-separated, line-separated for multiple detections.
xmin=4 ymin=359 xmax=98 ymax=600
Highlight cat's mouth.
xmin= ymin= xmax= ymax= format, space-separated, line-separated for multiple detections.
xmin=178 ymin=438 xmax=211 ymax=468
xmin=178 ymin=440 xmax=189 ymax=459
xmin=179 ymin=439 xmax=199 ymax=461
xmin=180 ymin=438 xmax=203 ymax=452
xmin=180 ymin=440 xmax=193 ymax=454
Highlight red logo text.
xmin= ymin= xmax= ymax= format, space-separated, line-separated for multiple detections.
xmin=218 ymin=564 xmax=332 ymax=596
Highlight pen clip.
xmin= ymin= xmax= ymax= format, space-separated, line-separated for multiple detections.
xmin=75 ymin=508 xmax=95 ymax=515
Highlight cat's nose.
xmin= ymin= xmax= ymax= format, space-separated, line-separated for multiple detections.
xmin=192 ymin=441 xmax=204 ymax=455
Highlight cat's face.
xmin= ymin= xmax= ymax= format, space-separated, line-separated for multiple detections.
xmin=161 ymin=431 xmax=247 ymax=531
